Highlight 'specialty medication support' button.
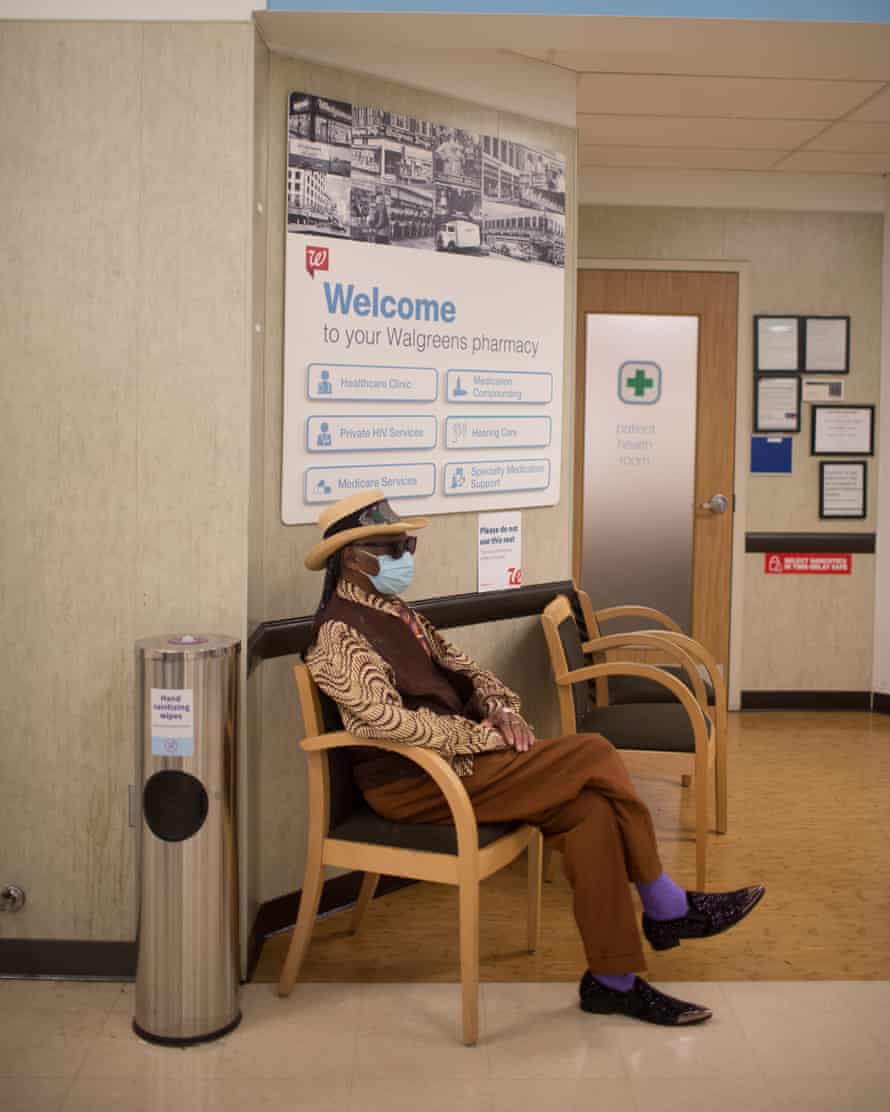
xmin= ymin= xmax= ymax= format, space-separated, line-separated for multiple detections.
xmin=307 ymin=363 xmax=437 ymax=402
xmin=443 ymin=458 xmax=551 ymax=496
xmin=445 ymin=415 xmax=551 ymax=449
xmin=307 ymin=415 xmax=437 ymax=452
xmin=445 ymin=369 xmax=552 ymax=405
xmin=305 ymin=463 xmax=437 ymax=503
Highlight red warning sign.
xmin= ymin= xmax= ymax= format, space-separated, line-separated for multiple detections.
xmin=764 ymin=553 xmax=852 ymax=575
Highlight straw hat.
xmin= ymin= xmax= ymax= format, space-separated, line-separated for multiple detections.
xmin=304 ymin=489 xmax=427 ymax=570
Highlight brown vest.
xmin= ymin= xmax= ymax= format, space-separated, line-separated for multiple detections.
xmin=320 ymin=592 xmax=483 ymax=789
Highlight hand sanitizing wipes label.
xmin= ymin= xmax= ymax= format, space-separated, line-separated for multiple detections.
xmin=150 ymin=688 xmax=195 ymax=757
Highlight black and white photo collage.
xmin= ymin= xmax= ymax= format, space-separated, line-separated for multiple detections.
xmin=286 ymin=91 xmax=566 ymax=267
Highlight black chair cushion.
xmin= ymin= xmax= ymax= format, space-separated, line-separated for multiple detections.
xmin=606 ymin=665 xmax=716 ymax=706
xmin=577 ymin=702 xmax=711 ymax=754
xmin=330 ymin=807 xmax=522 ymax=855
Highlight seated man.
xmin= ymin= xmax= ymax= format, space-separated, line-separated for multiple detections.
xmin=305 ymin=490 xmax=763 ymax=1026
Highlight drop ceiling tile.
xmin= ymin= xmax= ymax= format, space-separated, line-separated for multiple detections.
xmin=580 ymin=146 xmax=780 ymax=170
xmin=844 ymin=86 xmax=890 ymax=122
xmin=805 ymin=121 xmax=890 ymax=152
xmin=576 ymin=74 xmax=880 ymax=121
xmin=777 ymin=150 xmax=890 ymax=173
xmin=577 ymin=115 xmax=827 ymax=150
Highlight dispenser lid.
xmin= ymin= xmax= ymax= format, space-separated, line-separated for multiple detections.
xmin=135 ymin=634 xmax=240 ymax=659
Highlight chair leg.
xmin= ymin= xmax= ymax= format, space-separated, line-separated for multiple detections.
xmin=278 ymin=850 xmax=324 ymax=997
xmin=543 ymin=844 xmax=558 ymax=883
xmin=350 ymin=872 xmax=380 ymax=934
xmin=715 ymin=709 xmax=728 ymax=835
xmin=527 ymin=831 xmax=543 ymax=954
xmin=458 ymin=876 xmax=480 ymax=1046
xmin=695 ymin=751 xmax=709 ymax=891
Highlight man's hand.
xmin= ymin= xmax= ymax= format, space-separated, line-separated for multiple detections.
xmin=483 ymin=707 xmax=536 ymax=753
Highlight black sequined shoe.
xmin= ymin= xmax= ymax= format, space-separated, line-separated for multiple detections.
xmin=643 ymin=885 xmax=765 ymax=952
xmin=578 ymin=971 xmax=712 ymax=1026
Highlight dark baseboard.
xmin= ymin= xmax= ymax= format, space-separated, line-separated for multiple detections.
xmin=0 ymin=939 xmax=136 ymax=979
xmin=741 ymin=690 xmax=872 ymax=711
xmin=246 ymin=872 xmax=417 ymax=981
xmin=745 ymin=532 xmax=875 ymax=554
xmin=874 ymin=692 xmax=890 ymax=715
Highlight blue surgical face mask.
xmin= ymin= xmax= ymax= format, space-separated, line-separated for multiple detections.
xmin=366 ymin=551 xmax=414 ymax=595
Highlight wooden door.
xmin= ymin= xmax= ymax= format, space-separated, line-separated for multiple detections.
xmin=575 ymin=269 xmax=738 ymax=668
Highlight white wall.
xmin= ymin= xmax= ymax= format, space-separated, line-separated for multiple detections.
xmin=0 ymin=2 xmax=255 ymax=17
xmin=873 ymin=180 xmax=890 ymax=696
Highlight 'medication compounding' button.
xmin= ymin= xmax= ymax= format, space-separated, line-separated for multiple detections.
xmin=446 ymin=369 xmax=552 ymax=405
xmin=307 ymin=363 xmax=437 ymax=402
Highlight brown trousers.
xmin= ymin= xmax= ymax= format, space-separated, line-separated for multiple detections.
xmin=365 ymin=733 xmax=663 ymax=973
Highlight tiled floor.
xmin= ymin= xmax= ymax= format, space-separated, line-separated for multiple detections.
xmin=1 ymin=979 xmax=888 ymax=1111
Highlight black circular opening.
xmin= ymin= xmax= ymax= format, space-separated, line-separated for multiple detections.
xmin=143 ymin=770 xmax=209 ymax=842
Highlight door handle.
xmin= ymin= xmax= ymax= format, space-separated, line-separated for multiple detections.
xmin=697 ymin=493 xmax=729 ymax=514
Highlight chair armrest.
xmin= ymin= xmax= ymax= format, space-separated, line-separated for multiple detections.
xmin=627 ymin=630 xmax=727 ymax=710
xmin=591 ymin=605 xmax=683 ymax=634
xmin=557 ymin=661 xmax=711 ymax=759
xmin=579 ymin=632 xmax=708 ymax=708
xmin=301 ymin=730 xmax=480 ymax=855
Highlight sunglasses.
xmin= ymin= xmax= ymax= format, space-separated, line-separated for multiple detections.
xmin=357 ymin=536 xmax=418 ymax=559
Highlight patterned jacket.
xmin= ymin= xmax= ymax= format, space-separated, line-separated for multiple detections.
xmin=305 ymin=581 xmax=522 ymax=777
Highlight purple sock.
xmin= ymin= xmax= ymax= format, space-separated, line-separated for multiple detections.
xmin=636 ymin=871 xmax=689 ymax=921
xmin=594 ymin=973 xmax=636 ymax=992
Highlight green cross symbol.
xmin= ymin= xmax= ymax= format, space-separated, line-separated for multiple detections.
xmin=627 ymin=368 xmax=654 ymax=397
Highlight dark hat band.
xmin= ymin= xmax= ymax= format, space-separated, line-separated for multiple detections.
xmin=322 ymin=498 xmax=401 ymax=540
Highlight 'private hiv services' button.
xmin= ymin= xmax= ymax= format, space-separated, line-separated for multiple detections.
xmin=307 ymin=415 xmax=437 ymax=452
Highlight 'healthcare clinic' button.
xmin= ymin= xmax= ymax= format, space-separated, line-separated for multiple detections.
xmin=446 ymin=369 xmax=552 ymax=405
xmin=445 ymin=416 xmax=551 ymax=450
xmin=443 ymin=459 xmax=551 ymax=496
xmin=308 ymin=363 xmax=437 ymax=402
xmin=307 ymin=415 xmax=437 ymax=452
xmin=305 ymin=463 xmax=436 ymax=503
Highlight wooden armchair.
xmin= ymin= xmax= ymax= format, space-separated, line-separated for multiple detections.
xmin=575 ymin=586 xmax=727 ymax=835
xmin=277 ymin=663 xmax=543 ymax=1046
xmin=541 ymin=595 xmax=715 ymax=888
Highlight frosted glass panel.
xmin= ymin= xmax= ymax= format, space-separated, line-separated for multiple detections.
xmin=583 ymin=314 xmax=699 ymax=632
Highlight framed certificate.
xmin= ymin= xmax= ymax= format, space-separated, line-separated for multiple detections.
xmin=754 ymin=374 xmax=801 ymax=433
xmin=803 ymin=315 xmax=850 ymax=374
xmin=754 ymin=315 xmax=800 ymax=372
xmin=819 ymin=461 xmax=867 ymax=520
xmin=811 ymin=404 xmax=874 ymax=456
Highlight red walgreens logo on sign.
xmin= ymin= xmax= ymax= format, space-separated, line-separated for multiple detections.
xmin=507 ymin=567 xmax=522 ymax=586
xmin=764 ymin=553 xmax=852 ymax=575
xmin=305 ymin=245 xmax=329 ymax=279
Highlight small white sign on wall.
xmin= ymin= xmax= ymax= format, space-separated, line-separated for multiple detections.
xmin=477 ymin=512 xmax=522 ymax=593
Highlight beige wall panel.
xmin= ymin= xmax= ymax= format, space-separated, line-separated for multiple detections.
xmin=0 ymin=22 xmax=254 ymax=942
xmin=135 ymin=23 xmax=253 ymax=636
xmin=245 ymin=30 xmax=271 ymax=954
xmin=0 ymin=22 xmax=143 ymax=941
xmin=742 ymin=555 xmax=875 ymax=690
xmin=254 ymin=53 xmax=576 ymax=901
xmin=578 ymin=204 xmax=883 ymax=692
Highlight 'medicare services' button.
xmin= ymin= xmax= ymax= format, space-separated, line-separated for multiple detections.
xmin=443 ymin=458 xmax=551 ymax=496
xmin=307 ymin=363 xmax=437 ymax=402
xmin=305 ymin=463 xmax=436 ymax=503
xmin=445 ymin=416 xmax=551 ymax=450
xmin=307 ymin=415 xmax=437 ymax=452
xmin=446 ymin=369 xmax=552 ymax=405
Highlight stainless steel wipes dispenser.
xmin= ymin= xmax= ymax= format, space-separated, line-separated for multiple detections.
xmin=134 ymin=634 xmax=241 ymax=1046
